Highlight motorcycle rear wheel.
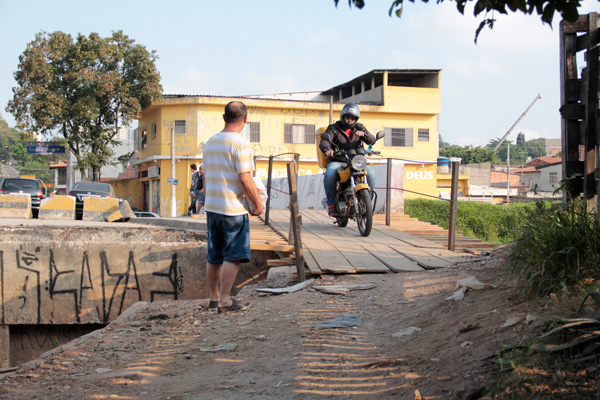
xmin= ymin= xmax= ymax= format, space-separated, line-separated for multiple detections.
xmin=356 ymin=189 xmax=373 ymax=236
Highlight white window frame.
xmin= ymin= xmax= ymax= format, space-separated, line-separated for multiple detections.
xmin=174 ymin=120 xmax=186 ymax=135
xmin=241 ymin=122 xmax=260 ymax=143
xmin=284 ymin=123 xmax=315 ymax=144
xmin=384 ymin=128 xmax=414 ymax=147
xmin=140 ymin=129 xmax=148 ymax=149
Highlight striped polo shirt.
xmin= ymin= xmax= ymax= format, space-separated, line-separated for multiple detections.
xmin=203 ymin=130 xmax=254 ymax=216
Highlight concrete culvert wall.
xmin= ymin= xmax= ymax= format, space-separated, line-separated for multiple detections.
xmin=0 ymin=222 xmax=270 ymax=367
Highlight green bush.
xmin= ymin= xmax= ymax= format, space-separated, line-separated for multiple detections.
xmin=404 ymin=198 xmax=542 ymax=244
xmin=509 ymin=200 xmax=600 ymax=296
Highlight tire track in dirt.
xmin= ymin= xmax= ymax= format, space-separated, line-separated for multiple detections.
xmin=293 ymin=298 xmax=413 ymax=398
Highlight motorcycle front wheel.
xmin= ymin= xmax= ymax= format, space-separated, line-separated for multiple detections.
xmin=337 ymin=217 xmax=349 ymax=227
xmin=356 ymin=189 xmax=373 ymax=236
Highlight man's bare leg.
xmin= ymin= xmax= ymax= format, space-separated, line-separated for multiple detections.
xmin=206 ymin=262 xmax=222 ymax=303
xmin=218 ymin=260 xmax=240 ymax=307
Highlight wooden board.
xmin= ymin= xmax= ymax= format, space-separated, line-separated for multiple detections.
xmin=388 ymin=242 xmax=452 ymax=269
xmin=263 ymin=209 xmax=486 ymax=274
xmin=301 ymin=222 xmax=390 ymax=273
xmin=362 ymin=243 xmax=424 ymax=272
xmin=264 ymin=209 xmax=322 ymax=275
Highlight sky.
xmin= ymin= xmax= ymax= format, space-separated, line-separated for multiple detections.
xmin=0 ymin=0 xmax=597 ymax=147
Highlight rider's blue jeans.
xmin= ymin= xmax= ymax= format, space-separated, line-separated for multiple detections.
xmin=324 ymin=161 xmax=375 ymax=206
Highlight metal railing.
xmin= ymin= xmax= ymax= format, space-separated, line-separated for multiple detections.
xmin=260 ymin=154 xmax=462 ymax=252
xmin=262 ymin=153 xmax=299 ymax=226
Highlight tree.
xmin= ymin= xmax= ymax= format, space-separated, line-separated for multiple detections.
xmin=487 ymin=136 xmax=547 ymax=164
xmin=0 ymin=120 xmax=59 ymax=182
xmin=335 ymin=0 xmax=581 ymax=42
xmin=440 ymin=144 xmax=499 ymax=164
xmin=439 ymin=133 xmax=450 ymax=149
xmin=6 ymin=31 xmax=162 ymax=181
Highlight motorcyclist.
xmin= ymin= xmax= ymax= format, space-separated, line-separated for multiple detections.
xmin=319 ymin=103 xmax=376 ymax=217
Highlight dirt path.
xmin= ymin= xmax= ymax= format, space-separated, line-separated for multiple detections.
xmin=0 ymin=246 xmax=552 ymax=399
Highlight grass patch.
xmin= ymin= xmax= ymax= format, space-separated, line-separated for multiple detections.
xmin=404 ymin=199 xmax=544 ymax=244
xmin=509 ymin=201 xmax=600 ymax=297
xmin=486 ymin=200 xmax=600 ymax=399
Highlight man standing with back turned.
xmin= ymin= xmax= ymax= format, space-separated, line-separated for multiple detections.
xmin=203 ymin=101 xmax=264 ymax=314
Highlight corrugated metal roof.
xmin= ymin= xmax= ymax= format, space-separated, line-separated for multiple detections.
xmin=160 ymin=93 xmax=382 ymax=105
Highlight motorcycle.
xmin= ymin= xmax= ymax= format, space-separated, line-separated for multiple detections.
xmin=320 ymin=130 xmax=385 ymax=237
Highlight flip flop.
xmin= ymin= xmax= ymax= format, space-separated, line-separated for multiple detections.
xmin=208 ymin=300 xmax=218 ymax=310
xmin=218 ymin=299 xmax=251 ymax=314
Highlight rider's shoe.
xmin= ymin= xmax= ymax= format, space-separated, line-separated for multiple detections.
xmin=328 ymin=205 xmax=337 ymax=217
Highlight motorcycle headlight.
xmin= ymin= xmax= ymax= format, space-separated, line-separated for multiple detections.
xmin=351 ymin=155 xmax=368 ymax=171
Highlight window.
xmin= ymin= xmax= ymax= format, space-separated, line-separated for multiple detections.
xmin=242 ymin=122 xmax=260 ymax=142
xmin=384 ymin=128 xmax=413 ymax=147
xmin=284 ymin=124 xmax=315 ymax=144
xmin=140 ymin=129 xmax=147 ymax=149
xmin=151 ymin=123 xmax=157 ymax=139
xmin=549 ymin=172 xmax=558 ymax=185
xmin=174 ymin=120 xmax=186 ymax=135
xmin=418 ymin=128 xmax=429 ymax=142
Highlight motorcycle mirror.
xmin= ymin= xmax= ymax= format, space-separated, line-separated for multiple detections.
xmin=321 ymin=132 xmax=332 ymax=141
xmin=376 ymin=131 xmax=385 ymax=140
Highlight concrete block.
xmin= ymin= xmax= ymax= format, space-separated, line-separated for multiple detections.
xmin=266 ymin=266 xmax=297 ymax=288
xmin=0 ymin=241 xmax=207 ymax=325
xmin=106 ymin=200 xmax=136 ymax=222
xmin=38 ymin=195 xmax=76 ymax=220
xmin=0 ymin=325 xmax=8 ymax=368
xmin=82 ymin=197 xmax=120 ymax=221
xmin=0 ymin=194 xmax=32 ymax=219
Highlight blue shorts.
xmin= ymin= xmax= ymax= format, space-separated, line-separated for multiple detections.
xmin=206 ymin=212 xmax=251 ymax=264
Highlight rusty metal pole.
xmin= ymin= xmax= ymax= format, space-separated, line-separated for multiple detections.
xmin=448 ymin=160 xmax=460 ymax=251
xmin=386 ymin=158 xmax=392 ymax=226
xmin=264 ymin=155 xmax=274 ymax=225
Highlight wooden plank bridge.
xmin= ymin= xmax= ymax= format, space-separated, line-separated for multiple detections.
xmin=245 ymin=210 xmax=499 ymax=275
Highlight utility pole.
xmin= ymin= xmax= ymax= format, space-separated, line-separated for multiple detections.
xmin=506 ymin=144 xmax=511 ymax=204
xmin=170 ymin=128 xmax=176 ymax=217
xmin=492 ymin=94 xmax=542 ymax=204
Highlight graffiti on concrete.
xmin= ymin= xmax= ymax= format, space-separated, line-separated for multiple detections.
xmin=0 ymin=244 xmax=201 ymax=325
xmin=150 ymin=254 xmax=184 ymax=301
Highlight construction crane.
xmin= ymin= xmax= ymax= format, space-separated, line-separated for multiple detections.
xmin=492 ymin=94 xmax=542 ymax=203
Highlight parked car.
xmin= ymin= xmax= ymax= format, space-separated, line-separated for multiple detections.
xmin=133 ymin=211 xmax=160 ymax=218
xmin=0 ymin=178 xmax=45 ymax=218
xmin=68 ymin=181 xmax=117 ymax=220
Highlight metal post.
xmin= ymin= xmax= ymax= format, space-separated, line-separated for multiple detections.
xmin=265 ymin=155 xmax=274 ymax=225
xmin=386 ymin=158 xmax=392 ymax=226
xmin=448 ymin=160 xmax=460 ymax=251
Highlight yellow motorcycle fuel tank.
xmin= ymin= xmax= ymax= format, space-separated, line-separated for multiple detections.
xmin=337 ymin=165 xmax=350 ymax=183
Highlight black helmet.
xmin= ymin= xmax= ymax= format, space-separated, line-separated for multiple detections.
xmin=340 ymin=103 xmax=360 ymax=129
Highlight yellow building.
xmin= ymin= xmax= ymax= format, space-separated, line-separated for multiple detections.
xmin=130 ymin=69 xmax=442 ymax=216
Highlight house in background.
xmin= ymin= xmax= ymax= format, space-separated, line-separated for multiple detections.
xmin=49 ymin=162 xmax=67 ymax=194
xmin=545 ymin=138 xmax=561 ymax=156
xmin=118 ymin=69 xmax=443 ymax=216
xmin=513 ymin=156 xmax=562 ymax=196
xmin=99 ymin=126 xmax=137 ymax=179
